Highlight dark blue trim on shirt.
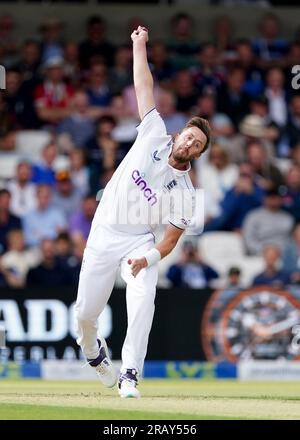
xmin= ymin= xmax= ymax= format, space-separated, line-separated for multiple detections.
xmin=169 ymin=221 xmax=185 ymax=230
xmin=136 ymin=107 xmax=156 ymax=128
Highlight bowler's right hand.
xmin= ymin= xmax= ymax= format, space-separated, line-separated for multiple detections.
xmin=131 ymin=25 xmax=149 ymax=43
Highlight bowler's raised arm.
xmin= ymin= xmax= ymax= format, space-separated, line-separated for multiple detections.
xmin=131 ymin=26 xmax=155 ymax=120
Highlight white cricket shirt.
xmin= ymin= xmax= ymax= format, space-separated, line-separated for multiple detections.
xmin=94 ymin=108 xmax=195 ymax=238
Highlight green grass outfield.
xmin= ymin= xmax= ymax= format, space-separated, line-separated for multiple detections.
xmin=0 ymin=379 xmax=300 ymax=420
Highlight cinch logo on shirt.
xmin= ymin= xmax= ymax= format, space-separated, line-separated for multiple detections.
xmin=131 ymin=170 xmax=158 ymax=206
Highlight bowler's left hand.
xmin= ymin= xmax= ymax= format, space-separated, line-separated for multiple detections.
xmin=128 ymin=257 xmax=148 ymax=277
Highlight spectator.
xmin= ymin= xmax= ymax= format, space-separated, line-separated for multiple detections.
xmin=39 ymin=17 xmax=64 ymax=64
xmin=23 ymin=184 xmax=67 ymax=247
xmin=167 ymin=12 xmax=199 ymax=70
xmin=227 ymin=266 xmax=242 ymax=289
xmin=4 ymin=69 xmax=37 ymax=129
xmin=62 ymin=232 xmax=85 ymax=285
xmin=0 ymin=14 xmax=19 ymax=67
xmin=63 ymin=41 xmax=81 ymax=85
xmin=69 ymin=149 xmax=90 ymax=197
xmin=57 ymin=90 xmax=96 ymax=147
xmin=55 ymin=231 xmax=73 ymax=263
xmin=252 ymin=13 xmax=288 ymax=68
xmin=0 ymin=189 xmax=22 ymax=254
xmin=34 ymin=56 xmax=74 ymax=125
xmin=243 ymin=187 xmax=294 ymax=255
xmin=7 ymin=161 xmax=37 ymax=218
xmin=217 ymin=66 xmax=250 ymax=129
xmin=157 ymin=90 xmax=188 ymax=135
xmin=284 ymin=41 xmax=300 ymax=93
xmin=0 ymin=229 xmax=40 ymax=288
xmin=282 ymin=94 xmax=300 ymax=152
xmin=26 ymin=238 xmax=71 ymax=286
xmin=229 ymin=114 xmax=275 ymax=162
xmin=31 ymin=142 xmax=57 ymax=186
xmin=192 ymin=43 xmax=225 ymax=95
xmin=212 ymin=15 xmax=235 ymax=60
xmin=14 ymin=40 xmax=41 ymax=88
xmin=79 ymin=15 xmax=115 ymax=69
xmin=110 ymin=94 xmax=139 ymax=146
xmin=85 ymin=115 xmax=125 ymax=192
xmin=70 ymin=193 xmax=97 ymax=240
xmin=265 ymin=67 xmax=288 ymax=129
xmin=85 ymin=61 xmax=112 ymax=108
xmin=249 ymin=95 xmax=280 ymax=145
xmin=246 ymin=140 xmax=284 ymax=191
xmin=234 ymin=39 xmax=264 ymax=98
xmin=149 ymin=41 xmax=175 ymax=85
xmin=197 ymin=143 xmax=239 ymax=206
xmin=109 ymin=45 xmax=133 ymax=95
xmin=281 ymin=164 xmax=300 ymax=222
xmin=52 ymin=169 xmax=83 ymax=221
xmin=166 ymin=240 xmax=218 ymax=289
xmin=252 ymin=245 xmax=290 ymax=288
xmin=173 ymin=69 xmax=199 ymax=114
xmin=282 ymin=223 xmax=300 ymax=285
xmin=204 ymin=162 xmax=264 ymax=232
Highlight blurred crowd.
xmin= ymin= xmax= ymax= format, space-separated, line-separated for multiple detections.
xmin=1 ymin=11 xmax=300 ymax=289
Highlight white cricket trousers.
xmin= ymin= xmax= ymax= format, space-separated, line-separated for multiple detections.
xmin=74 ymin=221 xmax=158 ymax=376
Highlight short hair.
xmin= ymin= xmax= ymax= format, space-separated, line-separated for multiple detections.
xmin=183 ymin=117 xmax=211 ymax=153
xmin=0 ymin=188 xmax=10 ymax=198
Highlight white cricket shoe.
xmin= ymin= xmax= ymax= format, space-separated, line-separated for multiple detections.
xmin=87 ymin=337 xmax=117 ymax=388
xmin=118 ymin=368 xmax=140 ymax=398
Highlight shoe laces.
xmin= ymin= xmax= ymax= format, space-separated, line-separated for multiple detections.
xmin=119 ymin=368 xmax=138 ymax=388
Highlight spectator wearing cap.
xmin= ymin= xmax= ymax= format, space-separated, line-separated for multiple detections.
xmin=243 ymin=187 xmax=294 ymax=255
xmin=31 ymin=142 xmax=57 ymax=186
xmin=57 ymin=90 xmax=96 ymax=147
xmin=22 ymin=184 xmax=67 ymax=247
xmin=34 ymin=55 xmax=74 ymax=125
xmin=26 ymin=238 xmax=72 ymax=287
xmin=7 ymin=161 xmax=37 ymax=218
xmin=204 ymin=162 xmax=264 ymax=232
xmin=79 ymin=15 xmax=115 ymax=69
xmin=166 ymin=240 xmax=219 ymax=289
xmin=0 ymin=189 xmax=22 ymax=255
xmin=229 ymin=114 xmax=275 ymax=163
xmin=281 ymin=164 xmax=300 ymax=223
xmin=252 ymin=245 xmax=290 ymax=288
xmin=69 ymin=194 xmax=97 ymax=240
xmin=52 ymin=169 xmax=83 ymax=221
